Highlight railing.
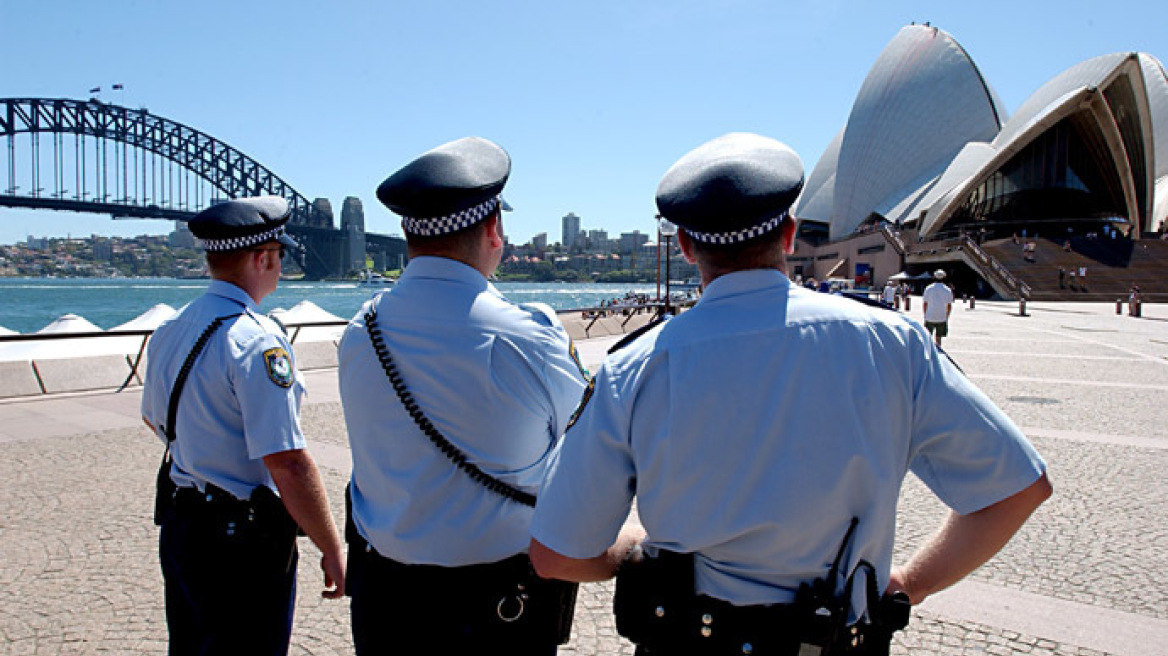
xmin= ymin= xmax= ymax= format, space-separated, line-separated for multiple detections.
xmin=959 ymin=235 xmax=1031 ymax=299
xmin=878 ymin=224 xmax=907 ymax=256
xmin=906 ymin=235 xmax=1030 ymax=300
xmin=0 ymin=302 xmax=684 ymax=397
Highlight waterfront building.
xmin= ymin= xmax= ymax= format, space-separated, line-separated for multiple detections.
xmin=791 ymin=23 xmax=1168 ymax=299
xmin=587 ymin=229 xmax=609 ymax=252
xmin=797 ymin=23 xmax=1168 ymax=242
xmin=618 ymin=231 xmax=648 ymax=254
xmin=168 ymin=222 xmax=195 ymax=249
xmin=562 ymin=212 xmax=582 ymax=250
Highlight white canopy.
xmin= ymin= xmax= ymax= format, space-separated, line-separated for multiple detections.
xmin=281 ymin=300 xmax=344 ymax=324
xmin=273 ymin=301 xmax=345 ymax=343
xmin=112 ymin=304 xmax=177 ymax=332
xmin=36 ymin=313 xmax=103 ymax=334
xmin=0 ymin=313 xmax=146 ymax=362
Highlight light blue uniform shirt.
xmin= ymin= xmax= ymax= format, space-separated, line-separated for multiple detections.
xmin=532 ymin=269 xmax=1045 ymax=611
xmin=338 ymin=256 xmax=589 ymax=566
xmin=141 ymin=280 xmax=307 ymax=500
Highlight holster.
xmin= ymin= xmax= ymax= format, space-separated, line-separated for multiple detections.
xmin=153 ymin=452 xmax=176 ymax=526
xmin=614 ymin=549 xmax=911 ymax=656
xmin=162 ymin=482 xmax=300 ymax=552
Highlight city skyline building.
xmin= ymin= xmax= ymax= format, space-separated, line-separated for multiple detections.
xmin=562 ymin=212 xmax=581 ymax=250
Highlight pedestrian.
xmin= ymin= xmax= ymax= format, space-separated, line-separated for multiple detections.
xmin=142 ymin=197 xmax=346 ymax=655
xmin=1129 ymin=284 xmax=1141 ymax=316
xmin=1058 ymin=266 xmax=1066 ymax=288
xmin=881 ymin=279 xmax=897 ymax=306
xmin=338 ymin=137 xmax=589 ymax=655
xmin=527 ymin=133 xmax=1050 ymax=656
xmin=1079 ymin=266 xmax=1087 ymax=289
xmin=922 ymin=269 xmax=955 ymax=347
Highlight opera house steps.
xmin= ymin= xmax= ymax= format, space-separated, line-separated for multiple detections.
xmin=981 ymin=237 xmax=1168 ymax=302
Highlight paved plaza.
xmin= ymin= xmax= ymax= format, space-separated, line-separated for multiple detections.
xmin=0 ymin=299 xmax=1166 ymax=655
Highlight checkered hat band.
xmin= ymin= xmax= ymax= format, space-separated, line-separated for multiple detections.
xmin=200 ymin=225 xmax=286 ymax=252
xmin=683 ymin=212 xmax=787 ymax=245
xmin=402 ymin=197 xmax=499 ymax=236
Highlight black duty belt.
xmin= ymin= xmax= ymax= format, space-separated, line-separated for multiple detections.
xmin=167 ymin=482 xmax=299 ymax=541
xmin=349 ymin=531 xmax=531 ymax=583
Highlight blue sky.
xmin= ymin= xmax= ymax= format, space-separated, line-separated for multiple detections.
xmin=1 ymin=0 xmax=1165 ymax=247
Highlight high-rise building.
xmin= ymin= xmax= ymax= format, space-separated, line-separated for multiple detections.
xmin=168 ymin=221 xmax=196 ymax=249
xmin=532 ymin=232 xmax=548 ymax=251
xmin=587 ymin=229 xmax=609 ymax=251
xmin=562 ymin=212 xmax=581 ymax=249
xmin=619 ymin=231 xmax=648 ymax=254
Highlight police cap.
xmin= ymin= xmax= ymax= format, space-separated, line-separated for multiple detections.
xmin=376 ymin=137 xmax=512 ymax=237
xmin=188 ymin=196 xmax=299 ymax=252
xmin=655 ymin=133 xmax=803 ymax=245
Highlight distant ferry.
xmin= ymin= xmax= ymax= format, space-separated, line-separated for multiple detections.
xmin=358 ymin=270 xmax=396 ymax=286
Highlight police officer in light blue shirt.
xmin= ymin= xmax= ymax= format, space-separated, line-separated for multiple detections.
xmin=338 ymin=137 xmax=589 ymax=655
xmin=142 ymin=196 xmax=345 ymax=656
xmin=529 ymin=133 xmax=1052 ymax=656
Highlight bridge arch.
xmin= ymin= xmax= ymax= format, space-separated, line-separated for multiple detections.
xmin=1 ymin=97 xmax=324 ymax=226
xmin=0 ymin=97 xmax=411 ymax=279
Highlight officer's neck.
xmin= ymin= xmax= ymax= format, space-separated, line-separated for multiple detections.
xmin=697 ymin=261 xmax=789 ymax=288
xmin=211 ymin=260 xmax=275 ymax=305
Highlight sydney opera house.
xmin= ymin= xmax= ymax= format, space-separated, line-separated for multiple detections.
xmin=790 ymin=23 xmax=1168 ymax=300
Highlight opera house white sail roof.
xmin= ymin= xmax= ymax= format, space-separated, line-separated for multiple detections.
xmin=796 ymin=23 xmax=1168 ymax=241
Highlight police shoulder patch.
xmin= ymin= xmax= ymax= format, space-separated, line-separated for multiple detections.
xmin=263 ymin=347 xmax=294 ymax=388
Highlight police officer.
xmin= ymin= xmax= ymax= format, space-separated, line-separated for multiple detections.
xmin=338 ymin=137 xmax=589 ymax=654
xmin=141 ymin=196 xmax=345 ymax=655
xmin=529 ymin=133 xmax=1051 ymax=655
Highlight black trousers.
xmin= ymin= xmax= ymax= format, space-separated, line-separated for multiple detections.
xmin=159 ymin=507 xmax=299 ymax=656
xmin=348 ymin=548 xmax=559 ymax=656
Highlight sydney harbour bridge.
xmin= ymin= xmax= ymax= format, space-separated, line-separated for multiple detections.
xmin=0 ymin=97 xmax=406 ymax=280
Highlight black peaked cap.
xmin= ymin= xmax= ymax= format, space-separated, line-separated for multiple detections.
xmin=187 ymin=196 xmax=298 ymax=251
xmin=656 ymin=133 xmax=804 ymax=244
xmin=376 ymin=137 xmax=511 ymax=235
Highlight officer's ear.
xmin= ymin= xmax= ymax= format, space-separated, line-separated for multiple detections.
xmin=483 ymin=213 xmax=504 ymax=250
xmin=677 ymin=230 xmax=697 ymax=264
xmin=781 ymin=215 xmax=798 ymax=255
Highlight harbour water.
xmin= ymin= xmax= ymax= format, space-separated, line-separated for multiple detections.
xmin=0 ymin=278 xmax=658 ymax=334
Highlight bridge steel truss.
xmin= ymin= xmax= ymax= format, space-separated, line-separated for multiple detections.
xmin=0 ymin=97 xmax=322 ymax=224
xmin=0 ymin=97 xmax=402 ymax=278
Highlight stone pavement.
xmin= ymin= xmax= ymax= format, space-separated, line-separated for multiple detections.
xmin=1 ymin=299 xmax=1166 ymax=654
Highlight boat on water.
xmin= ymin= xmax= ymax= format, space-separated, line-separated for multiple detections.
xmin=358 ymin=270 xmax=396 ymax=286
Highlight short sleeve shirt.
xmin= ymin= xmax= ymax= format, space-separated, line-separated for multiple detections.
xmin=338 ymin=257 xmax=589 ymax=566
xmin=531 ymin=269 xmax=1044 ymax=609
xmin=141 ymin=280 xmax=307 ymax=500
xmin=922 ymin=282 xmax=954 ymax=323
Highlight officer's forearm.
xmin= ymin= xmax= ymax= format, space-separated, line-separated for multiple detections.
xmin=890 ymin=473 xmax=1051 ymax=604
xmin=263 ymin=449 xmax=344 ymax=559
xmin=530 ymin=525 xmax=646 ymax=582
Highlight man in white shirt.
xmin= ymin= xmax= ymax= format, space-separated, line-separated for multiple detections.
xmin=922 ymin=269 xmax=954 ymax=347
xmin=881 ymin=279 xmax=897 ymax=306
